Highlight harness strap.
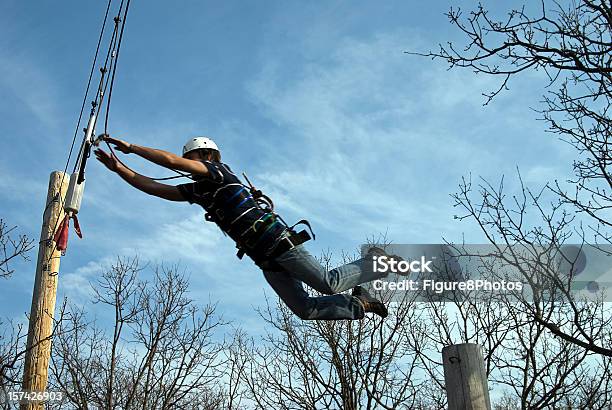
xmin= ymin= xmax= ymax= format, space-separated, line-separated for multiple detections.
xmin=252 ymin=229 xmax=312 ymax=271
xmin=235 ymin=214 xmax=280 ymax=259
xmin=243 ymin=172 xmax=274 ymax=211
xmin=202 ymin=170 xmax=317 ymax=267
xmin=205 ymin=187 xmax=252 ymax=226
xmin=289 ymin=219 xmax=316 ymax=240
xmin=246 ymin=220 xmax=281 ymax=249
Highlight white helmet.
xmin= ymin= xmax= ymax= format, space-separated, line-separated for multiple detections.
xmin=182 ymin=136 xmax=219 ymax=156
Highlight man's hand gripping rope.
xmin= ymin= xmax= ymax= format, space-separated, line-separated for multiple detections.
xmin=94 ymin=134 xmax=131 ymax=173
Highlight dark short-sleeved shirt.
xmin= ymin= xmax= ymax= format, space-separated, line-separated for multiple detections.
xmin=177 ymin=160 xmax=286 ymax=259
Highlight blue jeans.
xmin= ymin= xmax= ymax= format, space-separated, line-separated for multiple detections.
xmin=262 ymin=245 xmax=386 ymax=320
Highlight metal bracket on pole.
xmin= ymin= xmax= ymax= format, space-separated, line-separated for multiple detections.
xmin=77 ymin=112 xmax=96 ymax=184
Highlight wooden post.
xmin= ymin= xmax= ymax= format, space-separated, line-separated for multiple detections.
xmin=21 ymin=171 xmax=68 ymax=410
xmin=442 ymin=343 xmax=491 ymax=410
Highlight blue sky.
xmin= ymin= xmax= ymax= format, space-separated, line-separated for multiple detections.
xmin=1 ymin=1 xmax=578 ymax=330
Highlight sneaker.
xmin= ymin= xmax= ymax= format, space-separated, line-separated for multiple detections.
xmin=364 ymin=246 xmax=387 ymax=258
xmin=364 ymin=246 xmax=404 ymax=261
xmin=352 ymin=286 xmax=388 ymax=318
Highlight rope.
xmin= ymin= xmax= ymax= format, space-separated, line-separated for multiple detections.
xmin=103 ymin=0 xmax=130 ymax=135
xmin=97 ymin=0 xmax=194 ymax=182
xmin=45 ymin=0 xmax=116 ymax=263
xmin=103 ymin=139 xmax=196 ymax=181
xmin=47 ymin=0 xmax=192 ymax=265
xmin=90 ymin=4 xmax=123 ymax=137
xmin=45 ymin=0 xmax=125 ymax=265
xmin=69 ymin=0 xmax=114 ymax=175
xmin=72 ymin=4 xmax=123 ymax=184
xmin=73 ymin=0 xmax=124 ymax=175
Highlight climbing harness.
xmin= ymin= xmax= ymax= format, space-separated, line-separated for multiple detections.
xmin=180 ymin=163 xmax=315 ymax=270
xmin=239 ymin=172 xmax=315 ymax=268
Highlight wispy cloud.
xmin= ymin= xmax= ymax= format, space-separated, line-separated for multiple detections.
xmin=0 ymin=48 xmax=61 ymax=130
xmin=246 ymin=31 xmax=499 ymax=242
xmin=244 ymin=29 xmax=577 ymax=245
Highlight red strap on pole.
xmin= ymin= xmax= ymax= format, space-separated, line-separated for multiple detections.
xmin=53 ymin=215 xmax=70 ymax=252
xmin=72 ymin=214 xmax=83 ymax=238
xmin=53 ymin=213 xmax=83 ymax=253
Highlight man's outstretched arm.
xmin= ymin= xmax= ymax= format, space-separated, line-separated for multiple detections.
xmin=103 ymin=136 xmax=210 ymax=176
xmin=94 ymin=148 xmax=185 ymax=201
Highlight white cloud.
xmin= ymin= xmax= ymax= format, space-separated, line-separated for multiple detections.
xmin=60 ymin=258 xmax=113 ymax=304
xmin=120 ymin=213 xmax=226 ymax=264
xmin=243 ymin=26 xmax=581 ymax=247
xmin=0 ymin=166 xmax=47 ymax=202
xmin=246 ymin=30 xmax=504 ymax=243
xmin=0 ymin=48 xmax=60 ymax=129
xmin=57 ymin=208 xmax=271 ymax=325
xmin=524 ymin=165 xmax=559 ymax=185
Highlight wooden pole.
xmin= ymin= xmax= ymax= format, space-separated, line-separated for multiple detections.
xmin=21 ymin=171 xmax=68 ymax=410
xmin=442 ymin=343 xmax=491 ymax=410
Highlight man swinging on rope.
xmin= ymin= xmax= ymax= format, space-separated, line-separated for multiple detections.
xmin=95 ymin=136 xmax=390 ymax=320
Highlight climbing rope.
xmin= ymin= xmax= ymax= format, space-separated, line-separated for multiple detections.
xmin=48 ymin=0 xmax=196 ymax=259
xmin=95 ymin=0 xmax=196 ymax=182
xmin=68 ymin=0 xmax=114 ymax=176
xmin=47 ymin=0 xmax=132 ymax=259
xmin=46 ymin=0 xmax=118 ymax=260
xmin=74 ymin=0 xmax=126 ymax=184
xmin=95 ymin=0 xmax=195 ymax=182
